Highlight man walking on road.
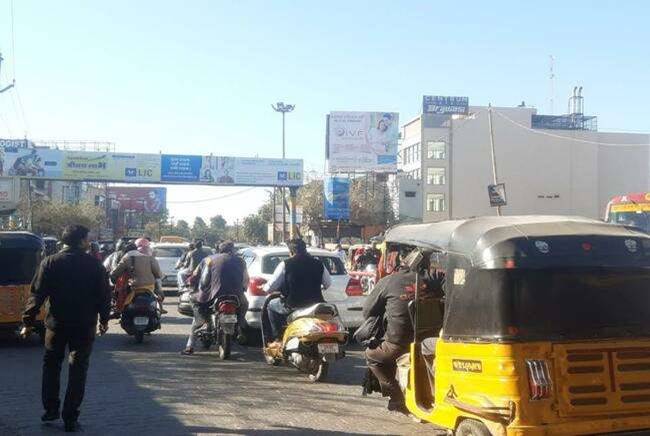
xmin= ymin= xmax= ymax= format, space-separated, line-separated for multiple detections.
xmin=22 ymin=225 xmax=111 ymax=432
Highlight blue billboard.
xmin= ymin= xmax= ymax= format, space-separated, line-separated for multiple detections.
xmin=324 ymin=177 xmax=350 ymax=221
xmin=160 ymin=155 xmax=202 ymax=182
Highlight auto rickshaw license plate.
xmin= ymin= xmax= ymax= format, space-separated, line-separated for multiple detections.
xmin=318 ymin=343 xmax=339 ymax=354
xmin=134 ymin=317 xmax=149 ymax=326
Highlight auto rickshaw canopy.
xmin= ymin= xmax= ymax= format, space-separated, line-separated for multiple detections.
xmin=383 ymin=216 xmax=650 ymax=342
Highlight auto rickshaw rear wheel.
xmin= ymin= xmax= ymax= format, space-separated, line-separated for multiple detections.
xmin=455 ymin=419 xmax=491 ymax=436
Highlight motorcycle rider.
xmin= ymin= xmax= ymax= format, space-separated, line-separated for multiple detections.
xmin=362 ymin=253 xmax=444 ymax=414
xmin=110 ymin=238 xmax=164 ymax=314
xmin=103 ymin=239 xmax=126 ymax=274
xmin=181 ymin=240 xmax=248 ymax=355
xmin=263 ymin=238 xmax=332 ymax=348
xmin=176 ymin=240 xmax=210 ymax=291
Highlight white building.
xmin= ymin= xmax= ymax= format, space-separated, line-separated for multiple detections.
xmin=398 ymin=99 xmax=650 ymax=222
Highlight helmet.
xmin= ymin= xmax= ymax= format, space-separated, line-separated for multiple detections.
xmin=135 ymin=238 xmax=152 ymax=255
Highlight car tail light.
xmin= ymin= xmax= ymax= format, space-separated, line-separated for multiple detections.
xmin=345 ymin=277 xmax=364 ymax=296
xmin=248 ymin=277 xmax=267 ymax=296
xmin=218 ymin=302 xmax=237 ymax=314
xmin=526 ymin=359 xmax=553 ymax=400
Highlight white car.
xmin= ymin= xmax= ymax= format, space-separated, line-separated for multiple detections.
xmin=152 ymin=242 xmax=189 ymax=288
xmin=240 ymin=246 xmax=367 ymax=331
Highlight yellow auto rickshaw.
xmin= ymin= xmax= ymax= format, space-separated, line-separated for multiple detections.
xmin=381 ymin=216 xmax=650 ymax=435
xmin=0 ymin=231 xmax=45 ymax=337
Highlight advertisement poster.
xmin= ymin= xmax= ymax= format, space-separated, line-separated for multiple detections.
xmin=161 ymin=155 xmax=202 ymax=182
xmin=0 ymin=146 xmax=63 ymax=178
xmin=109 ymin=187 xmax=167 ymax=213
xmin=327 ymin=111 xmax=399 ymax=173
xmin=324 ymin=176 xmax=350 ymax=220
xmin=63 ymin=152 xmax=160 ymax=182
xmin=162 ymin=155 xmax=303 ymax=187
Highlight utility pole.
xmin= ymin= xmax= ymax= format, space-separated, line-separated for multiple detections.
xmin=487 ymin=105 xmax=502 ymax=216
xmin=0 ymin=53 xmax=15 ymax=94
xmin=271 ymin=102 xmax=295 ymax=242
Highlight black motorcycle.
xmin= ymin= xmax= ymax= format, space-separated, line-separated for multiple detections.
xmin=120 ymin=291 xmax=161 ymax=343
xmin=195 ymin=295 xmax=240 ymax=359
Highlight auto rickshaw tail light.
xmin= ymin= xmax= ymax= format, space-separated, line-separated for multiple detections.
xmin=526 ymin=359 xmax=553 ymax=400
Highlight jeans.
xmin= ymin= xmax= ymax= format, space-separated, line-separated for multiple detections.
xmin=267 ymin=298 xmax=292 ymax=341
xmin=42 ymin=326 xmax=96 ymax=423
xmin=177 ymin=268 xmax=190 ymax=290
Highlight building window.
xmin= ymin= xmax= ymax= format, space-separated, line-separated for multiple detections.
xmin=427 ymin=167 xmax=446 ymax=185
xmin=427 ymin=141 xmax=446 ymax=159
xmin=426 ymin=193 xmax=446 ymax=212
xmin=405 ymin=191 xmax=416 ymax=198
xmin=415 ymin=168 xmax=421 ymax=180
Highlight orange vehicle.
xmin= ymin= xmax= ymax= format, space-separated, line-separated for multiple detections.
xmin=605 ymin=192 xmax=650 ymax=232
xmin=0 ymin=232 xmax=45 ymax=338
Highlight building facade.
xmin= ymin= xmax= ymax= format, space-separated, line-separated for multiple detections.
xmin=398 ymin=103 xmax=650 ymax=222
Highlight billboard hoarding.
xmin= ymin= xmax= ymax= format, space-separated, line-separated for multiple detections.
xmin=0 ymin=177 xmax=19 ymax=212
xmin=109 ymin=187 xmax=167 ymax=213
xmin=324 ymin=177 xmax=350 ymax=220
xmin=327 ymin=111 xmax=399 ymax=173
xmin=161 ymin=155 xmax=302 ymax=187
xmin=422 ymin=96 xmax=469 ymax=115
xmin=63 ymin=152 xmax=161 ymax=182
xmin=0 ymin=146 xmax=63 ymax=178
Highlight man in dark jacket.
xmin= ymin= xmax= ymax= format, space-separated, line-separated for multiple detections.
xmin=22 ymin=225 xmax=111 ymax=432
xmin=263 ymin=239 xmax=331 ymax=346
xmin=363 ymin=257 xmax=444 ymax=413
xmin=177 ymin=240 xmax=211 ymax=291
xmin=181 ymin=241 xmax=249 ymax=355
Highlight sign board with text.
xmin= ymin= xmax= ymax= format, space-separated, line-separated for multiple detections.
xmin=324 ymin=177 xmax=351 ymax=220
xmin=0 ymin=145 xmax=303 ymax=187
xmin=423 ymin=95 xmax=469 ymax=115
xmin=488 ymin=183 xmax=507 ymax=207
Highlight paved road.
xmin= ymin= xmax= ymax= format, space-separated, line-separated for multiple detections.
xmin=0 ymin=296 xmax=435 ymax=435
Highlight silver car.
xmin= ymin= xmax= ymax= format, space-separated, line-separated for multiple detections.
xmin=152 ymin=243 xmax=189 ymax=288
xmin=240 ymin=246 xmax=367 ymax=331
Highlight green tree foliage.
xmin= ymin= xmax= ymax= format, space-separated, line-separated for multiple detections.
xmin=31 ymin=200 xmax=105 ymax=237
xmin=297 ymin=180 xmax=324 ymax=226
xmin=241 ymin=213 xmax=267 ymax=245
xmin=349 ymin=176 xmax=393 ymax=226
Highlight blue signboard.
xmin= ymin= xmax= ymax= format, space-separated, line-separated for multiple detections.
xmin=160 ymin=155 xmax=202 ymax=182
xmin=423 ymin=95 xmax=469 ymax=115
xmin=324 ymin=177 xmax=350 ymax=221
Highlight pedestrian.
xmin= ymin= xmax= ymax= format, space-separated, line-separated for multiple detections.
xmin=22 ymin=224 xmax=111 ymax=432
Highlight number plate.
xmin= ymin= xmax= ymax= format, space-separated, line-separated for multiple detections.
xmin=220 ymin=314 xmax=237 ymax=323
xmin=134 ymin=316 xmax=149 ymax=326
xmin=317 ymin=343 xmax=339 ymax=354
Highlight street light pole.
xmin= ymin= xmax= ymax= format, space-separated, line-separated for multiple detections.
xmin=272 ymin=102 xmax=295 ymax=242
xmin=487 ymin=104 xmax=502 ymax=216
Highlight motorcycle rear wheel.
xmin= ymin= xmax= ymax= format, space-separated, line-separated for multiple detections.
xmin=135 ymin=331 xmax=144 ymax=344
xmin=218 ymin=332 xmax=231 ymax=360
xmin=308 ymin=361 xmax=329 ymax=383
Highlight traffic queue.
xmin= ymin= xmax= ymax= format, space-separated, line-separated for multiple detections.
xmin=2 ymin=215 xmax=650 ymax=435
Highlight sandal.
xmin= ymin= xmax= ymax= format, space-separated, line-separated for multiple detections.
xmin=180 ymin=348 xmax=194 ymax=356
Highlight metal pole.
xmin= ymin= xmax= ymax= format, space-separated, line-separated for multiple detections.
xmin=281 ymin=111 xmax=287 ymax=242
xmin=487 ymin=105 xmax=502 ymax=216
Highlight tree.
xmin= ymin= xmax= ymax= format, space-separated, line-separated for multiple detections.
xmin=174 ymin=220 xmax=191 ymax=239
xmin=31 ymin=200 xmax=105 ymax=238
xmin=210 ymin=215 xmax=227 ymax=231
xmin=241 ymin=213 xmax=268 ymax=245
xmin=297 ymin=180 xmax=324 ymax=226
xmin=191 ymin=217 xmax=209 ymax=240
xmin=350 ymin=176 xmax=394 ymax=226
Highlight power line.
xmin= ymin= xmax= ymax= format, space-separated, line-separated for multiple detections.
xmin=10 ymin=0 xmax=16 ymax=79
xmin=495 ymin=109 xmax=650 ymax=147
xmin=0 ymin=112 xmax=13 ymax=136
xmin=166 ymin=187 xmax=257 ymax=204
xmin=13 ymin=87 xmax=29 ymax=136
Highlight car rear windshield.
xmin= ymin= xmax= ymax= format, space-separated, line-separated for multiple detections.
xmin=0 ymin=249 xmax=41 ymax=285
xmin=262 ymin=255 xmax=347 ymax=275
xmin=153 ymin=247 xmax=184 ymax=258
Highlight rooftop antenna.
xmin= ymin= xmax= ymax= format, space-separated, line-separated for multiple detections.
xmin=548 ymin=55 xmax=555 ymax=114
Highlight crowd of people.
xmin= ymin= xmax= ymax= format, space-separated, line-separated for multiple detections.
xmin=19 ymin=225 xmax=438 ymax=431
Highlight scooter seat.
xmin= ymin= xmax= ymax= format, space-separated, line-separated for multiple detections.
xmin=287 ymin=303 xmax=338 ymax=323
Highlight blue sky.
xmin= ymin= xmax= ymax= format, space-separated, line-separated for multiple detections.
xmin=1 ymin=1 xmax=649 ymax=222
